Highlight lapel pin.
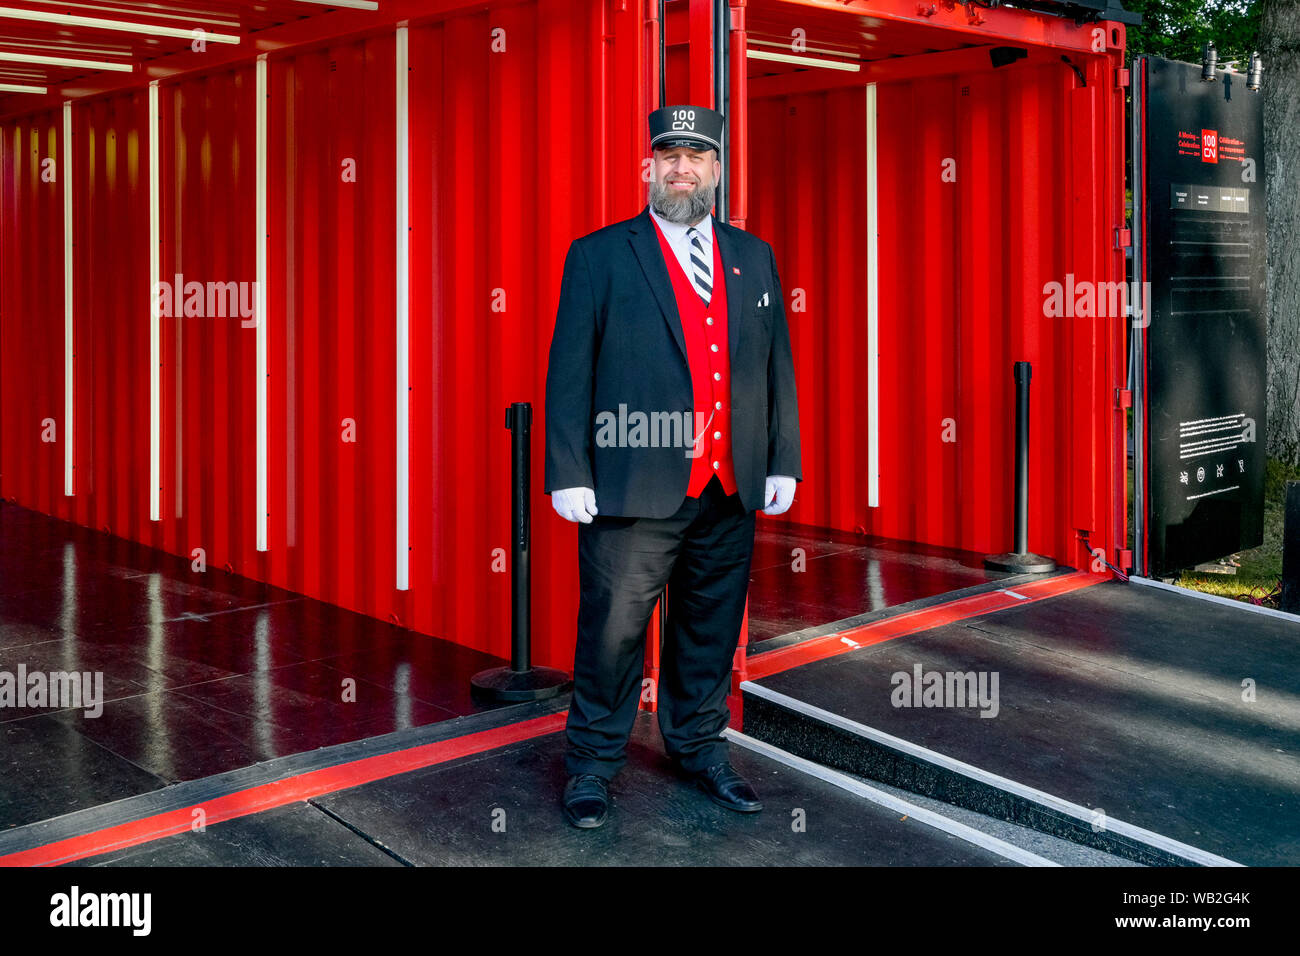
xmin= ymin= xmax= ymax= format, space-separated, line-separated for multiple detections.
xmin=732 ymin=267 xmax=740 ymax=275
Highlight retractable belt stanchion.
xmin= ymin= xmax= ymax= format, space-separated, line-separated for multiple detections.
xmin=471 ymin=402 xmax=573 ymax=703
xmin=985 ymin=362 xmax=1058 ymax=573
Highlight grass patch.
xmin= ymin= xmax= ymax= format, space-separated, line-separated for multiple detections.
xmin=1175 ymin=458 xmax=1300 ymax=610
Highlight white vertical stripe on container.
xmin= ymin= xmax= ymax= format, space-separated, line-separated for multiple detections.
xmin=256 ymin=55 xmax=269 ymax=551
xmin=148 ymin=81 xmax=160 ymax=522
xmin=866 ymin=83 xmax=880 ymax=509
xmin=63 ymin=100 xmax=74 ymax=497
xmin=395 ymin=26 xmax=411 ymax=590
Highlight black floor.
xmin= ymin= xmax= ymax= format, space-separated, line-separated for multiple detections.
xmin=64 ymin=714 xmax=1019 ymax=866
xmin=748 ymin=579 xmax=1300 ymax=866
xmin=0 ymin=501 xmax=512 ymax=832
xmin=13 ymin=498 xmax=1285 ymax=867
xmin=1 ymin=500 xmax=1023 ymax=835
xmin=746 ymin=522 xmax=1017 ymax=644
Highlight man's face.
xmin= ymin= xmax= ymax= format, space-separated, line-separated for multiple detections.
xmin=649 ymin=146 xmax=721 ymax=225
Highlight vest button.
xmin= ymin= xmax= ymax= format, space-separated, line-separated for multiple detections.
xmin=710 ymin=344 xmax=718 ymax=352
xmin=706 ymin=317 xmax=714 ymax=325
xmin=712 ymin=460 xmax=720 ymax=470
xmin=715 ymin=401 xmax=722 ymax=410
xmin=713 ymin=431 xmax=722 ymax=440
xmin=713 ymin=372 xmax=721 ymax=381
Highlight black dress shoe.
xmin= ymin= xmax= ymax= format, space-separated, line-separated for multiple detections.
xmin=563 ymin=773 xmax=610 ymax=828
xmin=687 ymin=761 xmax=763 ymax=812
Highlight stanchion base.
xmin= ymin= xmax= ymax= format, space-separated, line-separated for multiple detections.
xmin=470 ymin=666 xmax=572 ymax=703
xmin=983 ymin=552 xmax=1058 ymax=573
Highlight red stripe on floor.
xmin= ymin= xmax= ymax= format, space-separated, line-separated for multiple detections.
xmin=1 ymin=711 xmax=568 ymax=867
xmin=745 ymin=572 xmax=1102 ymax=681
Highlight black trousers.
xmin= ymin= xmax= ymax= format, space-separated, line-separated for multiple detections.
xmin=564 ymin=473 xmax=757 ymax=779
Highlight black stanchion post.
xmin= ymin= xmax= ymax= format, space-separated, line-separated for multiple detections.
xmin=985 ymin=361 xmax=1057 ymax=573
xmin=471 ymin=402 xmax=573 ymax=703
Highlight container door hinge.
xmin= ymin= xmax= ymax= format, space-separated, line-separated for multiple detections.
xmin=1116 ymin=68 xmax=1131 ymax=88
xmin=1116 ymin=388 xmax=1132 ymax=409
xmin=1117 ymin=549 xmax=1133 ymax=572
xmin=1114 ymin=226 xmax=1132 ymax=251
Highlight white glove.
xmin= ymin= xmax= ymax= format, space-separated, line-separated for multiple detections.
xmin=762 ymin=475 xmax=796 ymax=516
xmin=552 ymin=486 xmax=598 ymax=523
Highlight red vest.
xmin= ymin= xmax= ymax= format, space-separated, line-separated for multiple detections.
xmin=651 ymin=218 xmax=737 ymax=497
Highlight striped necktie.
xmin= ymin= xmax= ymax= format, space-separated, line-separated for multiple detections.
xmin=687 ymin=226 xmax=712 ymax=305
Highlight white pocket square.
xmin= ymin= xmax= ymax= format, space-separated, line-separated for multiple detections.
xmin=757 ymin=291 xmax=769 ymax=307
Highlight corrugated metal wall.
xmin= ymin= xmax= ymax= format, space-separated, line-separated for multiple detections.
xmin=746 ymin=56 xmax=1125 ymax=569
xmin=263 ymin=39 xmax=395 ymax=620
xmin=80 ymin=92 xmax=154 ymax=543
xmin=1 ymin=110 xmax=68 ymax=519
xmin=1 ymin=0 xmax=1125 ymax=671
xmin=0 ymin=0 xmax=649 ymax=669
xmin=159 ymin=69 xmax=260 ymax=570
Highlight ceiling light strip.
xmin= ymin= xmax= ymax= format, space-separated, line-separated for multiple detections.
xmin=22 ymin=0 xmax=241 ymax=30
xmin=746 ymin=49 xmax=860 ymax=72
xmin=0 ymin=7 xmax=239 ymax=44
xmin=747 ymin=37 xmax=863 ymax=59
xmin=0 ymin=51 xmax=132 ymax=71
xmin=291 ymin=0 xmax=380 ymax=9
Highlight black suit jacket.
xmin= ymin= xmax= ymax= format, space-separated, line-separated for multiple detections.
xmin=544 ymin=205 xmax=802 ymax=518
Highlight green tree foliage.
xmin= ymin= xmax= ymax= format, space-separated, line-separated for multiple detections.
xmin=1122 ymin=0 xmax=1262 ymax=63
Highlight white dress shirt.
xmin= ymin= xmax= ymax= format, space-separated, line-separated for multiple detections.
xmin=648 ymin=205 xmax=714 ymax=287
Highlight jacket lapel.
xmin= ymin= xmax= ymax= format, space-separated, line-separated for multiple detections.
xmin=712 ymin=220 xmax=744 ymax=362
xmin=627 ymin=207 xmax=688 ymax=364
xmin=629 ymin=207 xmax=744 ymax=364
